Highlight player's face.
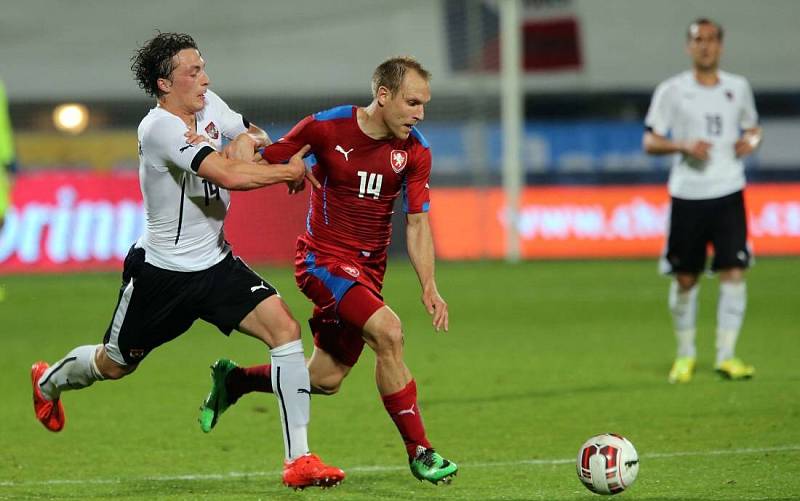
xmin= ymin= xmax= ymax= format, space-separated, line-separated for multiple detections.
xmin=165 ymin=48 xmax=210 ymax=113
xmin=384 ymin=70 xmax=431 ymax=140
xmin=686 ymin=23 xmax=722 ymax=71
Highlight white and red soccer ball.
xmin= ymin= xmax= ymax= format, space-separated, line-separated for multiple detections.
xmin=576 ymin=433 xmax=639 ymax=495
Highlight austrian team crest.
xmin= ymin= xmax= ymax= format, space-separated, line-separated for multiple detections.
xmin=205 ymin=121 xmax=219 ymax=140
xmin=390 ymin=150 xmax=408 ymax=173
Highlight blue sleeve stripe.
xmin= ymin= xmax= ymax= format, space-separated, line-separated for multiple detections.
xmin=410 ymin=127 xmax=430 ymax=149
xmin=400 ymin=177 xmax=430 ymax=213
xmin=313 ymin=105 xmax=354 ymax=122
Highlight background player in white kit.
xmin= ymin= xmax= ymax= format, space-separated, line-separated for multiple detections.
xmin=30 ymin=32 xmax=344 ymax=489
xmin=643 ymin=18 xmax=762 ymax=383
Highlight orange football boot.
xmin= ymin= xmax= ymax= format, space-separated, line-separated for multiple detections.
xmin=31 ymin=361 xmax=65 ymax=432
xmin=282 ymin=453 xmax=345 ymax=489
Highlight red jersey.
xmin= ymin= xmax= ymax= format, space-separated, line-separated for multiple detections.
xmin=262 ymin=105 xmax=431 ymax=258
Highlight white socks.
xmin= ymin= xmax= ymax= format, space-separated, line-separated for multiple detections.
xmin=270 ymin=340 xmax=310 ymax=461
xmin=669 ymin=281 xmax=698 ymax=358
xmin=668 ymin=279 xmax=747 ymax=363
xmin=716 ymin=281 xmax=747 ymax=363
xmin=37 ymin=345 xmax=104 ymax=401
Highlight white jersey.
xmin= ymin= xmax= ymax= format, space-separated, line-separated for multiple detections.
xmin=645 ymin=70 xmax=759 ymax=200
xmin=136 ymin=89 xmax=248 ymax=271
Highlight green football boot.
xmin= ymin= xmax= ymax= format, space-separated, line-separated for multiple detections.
xmin=199 ymin=358 xmax=238 ymax=433
xmin=409 ymin=446 xmax=458 ymax=485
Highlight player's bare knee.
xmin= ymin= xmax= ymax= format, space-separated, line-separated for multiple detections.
xmin=719 ymin=268 xmax=745 ymax=283
xmin=675 ymin=274 xmax=698 ymax=291
xmin=373 ymin=319 xmax=404 ymax=357
xmin=257 ymin=316 xmax=301 ymax=348
xmin=276 ymin=317 xmax=301 ymax=343
xmin=95 ymin=349 xmax=136 ymax=380
xmin=101 ymin=365 xmax=134 ymax=380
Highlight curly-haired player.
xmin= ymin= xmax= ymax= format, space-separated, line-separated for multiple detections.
xmin=31 ymin=32 xmax=344 ymax=490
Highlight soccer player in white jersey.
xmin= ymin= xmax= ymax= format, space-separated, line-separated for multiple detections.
xmin=643 ymin=18 xmax=762 ymax=383
xmin=29 ymin=32 xmax=344 ymax=489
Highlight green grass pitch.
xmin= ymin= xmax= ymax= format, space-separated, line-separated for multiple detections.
xmin=2 ymin=258 xmax=798 ymax=500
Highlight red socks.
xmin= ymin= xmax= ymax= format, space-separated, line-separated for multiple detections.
xmin=226 ymin=364 xmax=272 ymax=403
xmin=227 ymin=368 xmax=431 ymax=459
xmin=381 ymin=380 xmax=432 ymax=458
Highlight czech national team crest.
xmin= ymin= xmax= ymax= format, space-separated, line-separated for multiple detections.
xmin=205 ymin=121 xmax=219 ymax=140
xmin=390 ymin=150 xmax=408 ymax=174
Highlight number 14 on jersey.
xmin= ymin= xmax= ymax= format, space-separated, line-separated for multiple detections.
xmin=357 ymin=170 xmax=383 ymax=199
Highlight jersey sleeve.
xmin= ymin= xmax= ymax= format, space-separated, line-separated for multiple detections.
xmin=644 ymin=81 xmax=675 ymax=137
xmin=403 ymin=147 xmax=431 ymax=214
xmin=739 ymin=79 xmax=759 ymax=129
xmin=262 ymin=115 xmax=317 ymax=163
xmin=144 ymin=115 xmax=215 ymax=174
xmin=205 ymin=90 xmax=248 ymax=139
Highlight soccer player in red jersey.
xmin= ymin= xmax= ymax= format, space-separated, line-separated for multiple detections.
xmin=199 ymin=56 xmax=457 ymax=484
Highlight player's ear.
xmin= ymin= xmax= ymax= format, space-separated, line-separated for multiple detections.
xmin=157 ymin=77 xmax=172 ymax=95
xmin=376 ymin=85 xmax=391 ymax=107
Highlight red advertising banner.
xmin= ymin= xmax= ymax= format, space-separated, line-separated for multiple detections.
xmin=428 ymin=184 xmax=800 ymax=259
xmin=0 ymin=171 xmax=307 ymax=273
xmin=1 ymin=173 xmax=798 ymax=273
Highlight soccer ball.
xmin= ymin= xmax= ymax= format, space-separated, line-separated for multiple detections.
xmin=576 ymin=433 xmax=639 ymax=495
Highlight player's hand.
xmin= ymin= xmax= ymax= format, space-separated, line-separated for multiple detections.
xmin=734 ymin=136 xmax=757 ymax=158
xmin=304 ymin=169 xmax=321 ymax=190
xmin=422 ymin=287 xmax=449 ymax=333
xmin=288 ymin=178 xmax=305 ymax=195
xmin=287 ymin=171 xmax=322 ymax=195
xmin=184 ymin=131 xmax=210 ymax=146
xmin=682 ymin=140 xmax=712 ymax=161
xmin=224 ymin=134 xmax=258 ymax=161
xmin=286 ymin=145 xmax=321 ymax=194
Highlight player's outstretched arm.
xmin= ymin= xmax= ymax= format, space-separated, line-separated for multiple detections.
xmin=406 ymin=212 xmax=449 ymax=332
xmin=196 ymin=144 xmax=311 ymax=191
xmin=185 ymin=124 xmax=271 ymax=161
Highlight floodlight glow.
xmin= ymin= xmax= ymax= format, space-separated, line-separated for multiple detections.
xmin=53 ymin=103 xmax=89 ymax=134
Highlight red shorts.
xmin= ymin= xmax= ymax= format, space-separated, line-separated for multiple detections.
xmin=294 ymin=238 xmax=387 ymax=366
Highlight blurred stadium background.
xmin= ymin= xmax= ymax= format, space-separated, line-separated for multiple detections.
xmin=3 ymin=2 xmax=800 ymax=498
xmin=1 ymin=0 xmax=799 ymax=269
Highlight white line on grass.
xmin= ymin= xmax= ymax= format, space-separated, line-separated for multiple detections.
xmin=2 ymin=444 xmax=798 ymax=488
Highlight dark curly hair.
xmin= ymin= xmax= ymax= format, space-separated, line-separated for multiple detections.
xmin=131 ymin=32 xmax=199 ymax=98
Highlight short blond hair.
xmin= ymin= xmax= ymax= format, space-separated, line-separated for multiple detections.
xmin=371 ymin=56 xmax=431 ymax=98
xmin=687 ymin=18 xmax=723 ymax=41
